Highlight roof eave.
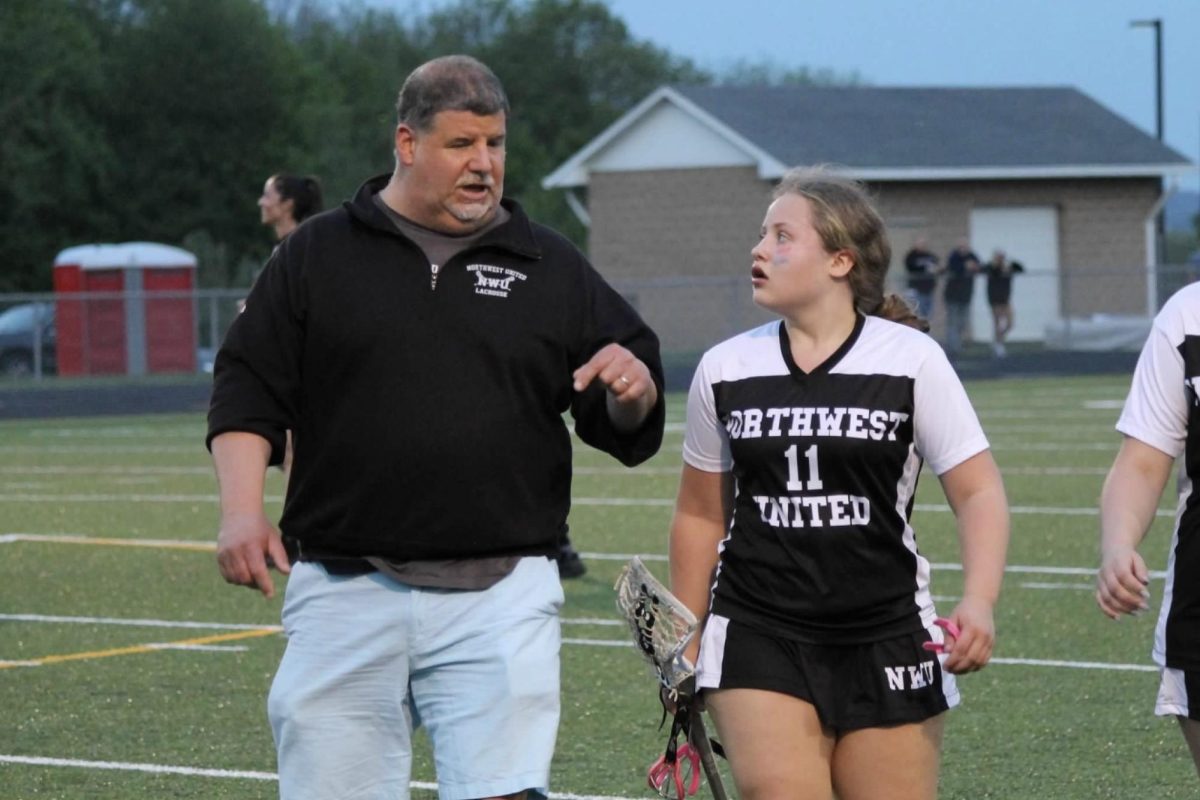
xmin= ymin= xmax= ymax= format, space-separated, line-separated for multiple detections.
xmin=541 ymin=86 xmax=786 ymax=190
xmin=839 ymin=163 xmax=1194 ymax=182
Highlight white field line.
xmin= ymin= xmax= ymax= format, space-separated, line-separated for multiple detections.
xmin=0 ymin=755 xmax=630 ymax=800
xmin=0 ymin=613 xmax=281 ymax=631
xmin=1019 ymin=582 xmax=1096 ymax=591
xmin=1 ymin=495 xmax=1167 ymax=520
xmin=0 ymin=464 xmax=1111 ymax=480
xmin=0 ymin=534 xmax=1170 ymax=580
xmin=27 ymin=427 xmax=201 ymax=439
xmin=0 ymin=464 xmax=678 ymax=478
xmin=0 ymin=445 xmax=199 ymax=454
xmin=0 ymin=613 xmax=1158 ymax=675
xmin=0 ymin=465 xmax=212 ymax=476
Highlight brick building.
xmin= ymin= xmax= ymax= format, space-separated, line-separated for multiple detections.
xmin=543 ymin=85 xmax=1192 ymax=353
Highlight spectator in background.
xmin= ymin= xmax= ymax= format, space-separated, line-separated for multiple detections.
xmin=983 ymin=249 xmax=1024 ymax=358
xmin=258 ymin=173 xmax=324 ymax=244
xmin=1096 ymin=281 xmax=1200 ymax=780
xmin=941 ymin=239 xmax=979 ymax=358
xmin=903 ymin=236 xmax=940 ymax=321
xmin=250 ymin=174 xmax=323 ymax=474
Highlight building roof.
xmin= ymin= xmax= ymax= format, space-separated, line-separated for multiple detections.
xmin=54 ymin=242 xmax=197 ymax=270
xmin=543 ymin=84 xmax=1193 ymax=188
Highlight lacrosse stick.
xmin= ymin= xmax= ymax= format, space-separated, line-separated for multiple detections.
xmin=615 ymin=557 xmax=728 ymax=800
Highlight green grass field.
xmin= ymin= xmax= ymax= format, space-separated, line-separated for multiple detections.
xmin=1 ymin=373 xmax=1197 ymax=798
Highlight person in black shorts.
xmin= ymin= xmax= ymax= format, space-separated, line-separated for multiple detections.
xmin=669 ymin=167 xmax=1010 ymax=800
xmin=903 ymin=236 xmax=939 ymax=321
xmin=1096 ymin=281 xmax=1200 ymax=778
xmin=983 ymin=249 xmax=1024 ymax=358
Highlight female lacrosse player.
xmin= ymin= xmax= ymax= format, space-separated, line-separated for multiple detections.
xmin=1096 ymin=281 xmax=1200 ymax=777
xmin=669 ymin=167 xmax=1010 ymax=800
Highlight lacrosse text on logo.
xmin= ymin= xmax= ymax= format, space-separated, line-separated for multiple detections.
xmin=467 ymin=263 xmax=526 ymax=298
xmin=727 ymin=404 xmax=910 ymax=530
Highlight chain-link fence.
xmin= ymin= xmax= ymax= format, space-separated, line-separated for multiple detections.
xmin=1 ymin=263 xmax=1196 ymax=382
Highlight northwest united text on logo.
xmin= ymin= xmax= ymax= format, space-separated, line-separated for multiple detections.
xmin=467 ymin=264 xmax=527 ymax=298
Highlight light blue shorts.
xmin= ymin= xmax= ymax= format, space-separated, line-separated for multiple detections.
xmin=268 ymin=556 xmax=563 ymax=800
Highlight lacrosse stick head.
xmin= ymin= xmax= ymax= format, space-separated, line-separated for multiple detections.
xmin=614 ymin=556 xmax=698 ymax=693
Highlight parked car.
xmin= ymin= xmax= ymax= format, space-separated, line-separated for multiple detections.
xmin=0 ymin=303 xmax=56 ymax=377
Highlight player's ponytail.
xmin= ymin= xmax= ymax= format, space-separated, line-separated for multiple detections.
xmin=774 ymin=167 xmax=929 ymax=332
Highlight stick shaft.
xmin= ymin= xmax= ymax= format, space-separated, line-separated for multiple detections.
xmin=688 ymin=706 xmax=728 ymax=800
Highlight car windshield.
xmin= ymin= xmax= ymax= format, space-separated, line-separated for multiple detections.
xmin=0 ymin=304 xmax=49 ymax=335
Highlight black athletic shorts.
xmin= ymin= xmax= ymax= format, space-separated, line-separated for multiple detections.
xmin=695 ymin=614 xmax=959 ymax=731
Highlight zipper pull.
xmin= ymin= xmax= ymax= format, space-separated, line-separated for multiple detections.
xmin=430 ymin=263 xmax=440 ymax=290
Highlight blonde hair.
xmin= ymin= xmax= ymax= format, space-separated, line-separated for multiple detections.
xmin=774 ymin=167 xmax=928 ymax=332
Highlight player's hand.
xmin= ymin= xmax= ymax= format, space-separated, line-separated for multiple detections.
xmin=1096 ymin=546 xmax=1151 ymax=620
xmin=216 ymin=511 xmax=290 ymax=599
xmin=942 ymin=595 xmax=995 ymax=674
xmin=572 ymin=343 xmax=653 ymax=404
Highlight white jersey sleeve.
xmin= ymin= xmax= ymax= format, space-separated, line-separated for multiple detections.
xmin=682 ymin=353 xmax=731 ymax=473
xmin=913 ymin=346 xmax=990 ymax=476
xmin=1117 ymin=295 xmax=1190 ymax=459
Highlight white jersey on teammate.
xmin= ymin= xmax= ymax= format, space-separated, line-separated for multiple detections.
xmin=1116 ymin=282 xmax=1200 ymax=671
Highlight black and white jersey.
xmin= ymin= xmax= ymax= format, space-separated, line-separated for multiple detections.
xmin=1117 ymin=283 xmax=1200 ymax=670
xmin=684 ymin=315 xmax=989 ymax=644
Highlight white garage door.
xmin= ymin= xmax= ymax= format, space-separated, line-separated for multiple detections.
xmin=969 ymin=206 xmax=1060 ymax=343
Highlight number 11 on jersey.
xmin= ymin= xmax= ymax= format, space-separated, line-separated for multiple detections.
xmin=784 ymin=444 xmax=823 ymax=491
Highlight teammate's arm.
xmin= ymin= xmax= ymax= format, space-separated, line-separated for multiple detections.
xmin=212 ymin=431 xmax=290 ymax=598
xmin=1096 ymin=436 xmax=1174 ymax=620
xmin=938 ymin=449 xmax=1009 ymax=673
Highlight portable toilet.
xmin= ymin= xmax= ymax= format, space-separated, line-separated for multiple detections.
xmin=53 ymin=242 xmax=197 ymax=376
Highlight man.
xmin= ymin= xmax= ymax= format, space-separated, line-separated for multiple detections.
xmin=903 ymin=236 xmax=939 ymax=321
xmin=207 ymin=55 xmax=665 ymax=800
xmin=941 ymin=239 xmax=979 ymax=357
xmin=982 ymin=249 xmax=1024 ymax=358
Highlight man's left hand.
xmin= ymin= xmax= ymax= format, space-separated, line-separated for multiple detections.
xmin=572 ymin=343 xmax=654 ymax=402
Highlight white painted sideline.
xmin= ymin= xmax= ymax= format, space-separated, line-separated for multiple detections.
xmin=0 ymin=533 xmax=1169 ymax=580
xmin=0 ymin=495 xmax=1175 ymax=520
xmin=0 ymin=612 xmax=1156 ymax=674
xmin=0 ymin=754 xmax=632 ymax=800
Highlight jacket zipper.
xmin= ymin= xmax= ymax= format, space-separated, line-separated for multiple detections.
xmin=430 ymin=263 xmax=440 ymax=290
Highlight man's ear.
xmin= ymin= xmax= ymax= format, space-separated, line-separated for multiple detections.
xmin=395 ymin=124 xmax=417 ymax=167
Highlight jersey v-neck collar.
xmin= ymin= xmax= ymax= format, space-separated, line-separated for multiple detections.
xmin=777 ymin=314 xmax=866 ymax=380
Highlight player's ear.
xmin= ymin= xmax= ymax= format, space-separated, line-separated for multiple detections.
xmin=829 ymin=250 xmax=854 ymax=279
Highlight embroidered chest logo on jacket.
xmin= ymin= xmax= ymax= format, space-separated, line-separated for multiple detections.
xmin=466 ymin=264 xmax=527 ymax=298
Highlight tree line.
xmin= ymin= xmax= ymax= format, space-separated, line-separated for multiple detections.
xmin=1 ymin=0 xmax=853 ymax=291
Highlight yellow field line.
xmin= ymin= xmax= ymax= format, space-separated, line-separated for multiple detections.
xmin=4 ymin=534 xmax=215 ymax=552
xmin=0 ymin=628 xmax=279 ymax=670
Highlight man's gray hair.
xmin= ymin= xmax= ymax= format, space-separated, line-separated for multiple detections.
xmin=395 ymin=55 xmax=509 ymax=132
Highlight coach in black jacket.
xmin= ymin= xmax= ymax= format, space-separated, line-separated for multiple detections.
xmin=207 ymin=55 xmax=664 ymax=800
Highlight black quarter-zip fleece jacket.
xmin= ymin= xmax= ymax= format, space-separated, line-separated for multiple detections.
xmin=207 ymin=175 xmax=665 ymax=561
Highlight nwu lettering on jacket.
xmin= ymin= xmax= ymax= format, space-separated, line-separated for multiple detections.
xmin=468 ymin=264 xmax=527 ymax=298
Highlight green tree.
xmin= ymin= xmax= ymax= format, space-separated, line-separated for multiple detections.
xmin=99 ymin=0 xmax=306 ymax=286
xmin=409 ymin=0 xmax=706 ymax=242
xmin=285 ymin=2 xmax=429 ymax=205
xmin=0 ymin=0 xmax=116 ymax=289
